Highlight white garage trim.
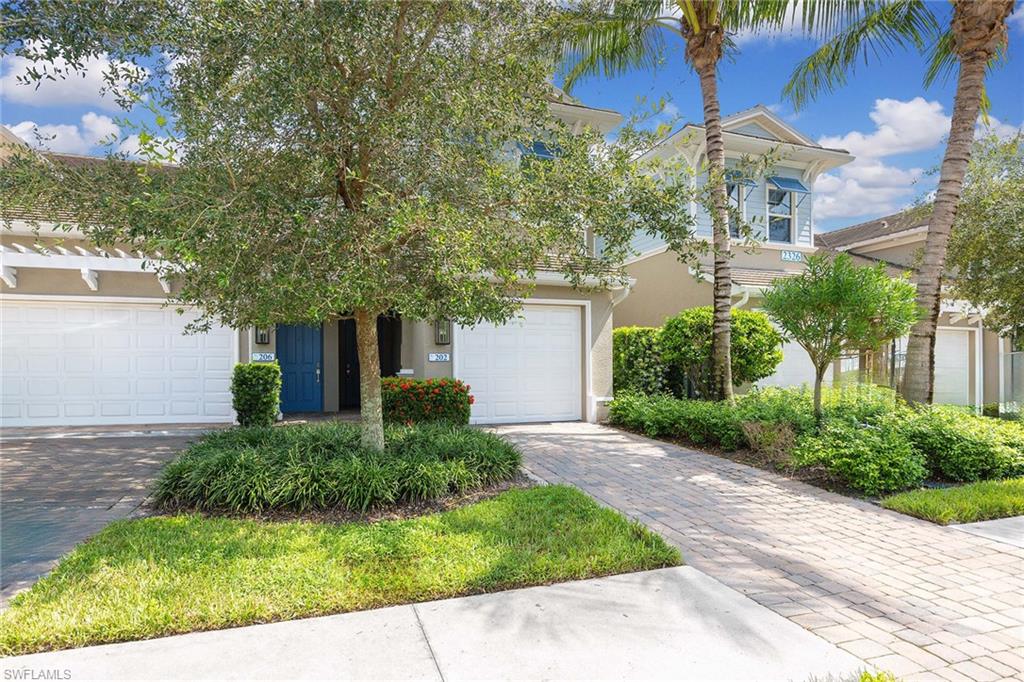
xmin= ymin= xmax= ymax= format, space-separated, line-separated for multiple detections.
xmin=1 ymin=295 xmax=240 ymax=427
xmin=452 ymin=298 xmax=592 ymax=423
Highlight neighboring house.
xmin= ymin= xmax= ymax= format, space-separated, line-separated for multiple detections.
xmin=0 ymin=94 xmax=628 ymax=428
xmin=613 ymin=105 xmax=855 ymax=389
xmin=817 ymin=211 xmax=1011 ymax=410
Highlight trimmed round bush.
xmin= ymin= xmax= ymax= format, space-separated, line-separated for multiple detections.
xmin=152 ymin=421 xmax=520 ymax=513
xmin=231 ymin=362 xmax=282 ymax=427
xmin=792 ymin=419 xmax=927 ymax=495
xmin=612 ymin=326 xmax=667 ymax=395
xmin=382 ymin=377 xmax=472 ymax=425
xmin=660 ymin=307 xmax=783 ymax=398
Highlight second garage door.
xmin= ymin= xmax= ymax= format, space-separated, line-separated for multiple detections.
xmin=454 ymin=304 xmax=582 ymax=424
xmin=2 ymin=299 xmax=236 ymax=427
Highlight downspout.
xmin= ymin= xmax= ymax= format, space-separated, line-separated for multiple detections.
xmin=610 ymin=278 xmax=636 ymax=307
xmin=731 ymin=290 xmax=749 ymax=309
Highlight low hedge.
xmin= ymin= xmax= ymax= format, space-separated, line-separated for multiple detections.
xmin=902 ymin=406 xmax=1024 ymax=482
xmin=231 ymin=362 xmax=282 ymax=427
xmin=792 ymin=418 xmax=928 ymax=495
xmin=382 ymin=377 xmax=472 ymax=425
xmin=152 ymin=421 xmax=519 ymax=513
xmin=608 ymin=387 xmax=1024 ymax=495
xmin=608 ymin=392 xmax=745 ymax=450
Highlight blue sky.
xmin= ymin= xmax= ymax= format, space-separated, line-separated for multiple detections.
xmin=3 ymin=3 xmax=1023 ymax=232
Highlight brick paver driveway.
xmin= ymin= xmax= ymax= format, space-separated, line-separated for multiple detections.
xmin=497 ymin=422 xmax=1024 ymax=682
xmin=1 ymin=431 xmax=199 ymax=604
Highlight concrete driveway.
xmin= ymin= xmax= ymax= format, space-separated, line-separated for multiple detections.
xmin=1 ymin=428 xmax=206 ymax=603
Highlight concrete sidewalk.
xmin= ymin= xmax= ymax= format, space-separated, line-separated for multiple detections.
xmin=2 ymin=567 xmax=862 ymax=681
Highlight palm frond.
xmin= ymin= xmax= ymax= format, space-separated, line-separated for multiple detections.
xmin=782 ymin=0 xmax=939 ymax=110
xmin=559 ymin=0 xmax=674 ymax=92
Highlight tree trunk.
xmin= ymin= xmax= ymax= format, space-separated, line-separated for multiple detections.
xmin=696 ymin=60 xmax=733 ymax=402
xmin=813 ymin=365 xmax=825 ymax=424
xmin=353 ymin=307 xmax=385 ymax=451
xmin=901 ymin=0 xmax=1012 ymax=404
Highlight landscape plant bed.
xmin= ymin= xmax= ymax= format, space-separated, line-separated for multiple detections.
xmin=153 ymin=421 xmax=521 ymax=514
xmin=0 ymin=485 xmax=681 ymax=656
xmin=881 ymin=478 xmax=1024 ymax=524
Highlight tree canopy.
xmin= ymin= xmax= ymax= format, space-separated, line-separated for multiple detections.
xmin=763 ymin=253 xmax=919 ymax=420
xmin=946 ymin=133 xmax=1024 ymax=336
xmin=1 ymin=0 xmax=697 ymax=447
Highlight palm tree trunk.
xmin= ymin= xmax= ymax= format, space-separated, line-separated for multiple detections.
xmin=696 ymin=61 xmax=733 ymax=402
xmin=354 ymin=307 xmax=385 ymax=450
xmin=900 ymin=53 xmax=988 ymax=404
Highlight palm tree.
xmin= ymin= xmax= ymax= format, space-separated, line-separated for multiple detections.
xmin=560 ymin=0 xmax=793 ymax=401
xmin=783 ymin=0 xmax=1015 ymax=404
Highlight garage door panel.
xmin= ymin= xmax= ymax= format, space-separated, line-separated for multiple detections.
xmin=933 ymin=330 xmax=969 ymax=405
xmin=1 ymin=300 xmax=236 ymax=427
xmin=456 ymin=304 xmax=582 ymax=425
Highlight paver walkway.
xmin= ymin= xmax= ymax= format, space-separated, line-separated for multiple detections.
xmin=497 ymin=422 xmax=1024 ymax=682
xmin=1 ymin=431 xmax=197 ymax=603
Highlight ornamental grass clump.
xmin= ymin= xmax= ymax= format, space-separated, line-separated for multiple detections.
xmin=153 ymin=422 xmax=520 ymax=513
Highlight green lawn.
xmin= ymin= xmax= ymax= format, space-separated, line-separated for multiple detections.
xmin=881 ymin=477 xmax=1024 ymax=524
xmin=0 ymin=485 xmax=680 ymax=656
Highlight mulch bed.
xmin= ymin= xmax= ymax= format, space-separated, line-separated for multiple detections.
xmin=147 ymin=472 xmax=536 ymax=525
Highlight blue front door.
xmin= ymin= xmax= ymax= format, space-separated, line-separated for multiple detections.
xmin=277 ymin=324 xmax=323 ymax=413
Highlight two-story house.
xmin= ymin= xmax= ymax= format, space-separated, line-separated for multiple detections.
xmin=0 ymin=91 xmax=628 ymax=429
xmin=613 ymin=105 xmax=855 ymax=388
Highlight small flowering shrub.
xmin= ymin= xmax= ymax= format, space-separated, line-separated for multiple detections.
xmin=382 ymin=377 xmax=473 ymax=425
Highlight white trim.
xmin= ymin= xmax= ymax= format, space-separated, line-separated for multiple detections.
xmin=999 ymin=335 xmax=1006 ymax=409
xmin=721 ymin=107 xmax=818 ymax=147
xmin=0 ymin=293 xmax=169 ymax=304
xmin=0 ymin=265 xmax=16 ymax=288
xmin=1 ymin=250 xmax=159 ymax=273
xmin=452 ymin=298 xmax=593 ymax=424
xmin=976 ymin=319 xmax=984 ymax=414
xmin=622 ymin=236 xmax=817 ymax=267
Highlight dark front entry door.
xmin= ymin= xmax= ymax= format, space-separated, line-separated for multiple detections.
xmin=338 ymin=315 xmax=403 ymax=409
xmin=277 ymin=324 xmax=323 ymax=413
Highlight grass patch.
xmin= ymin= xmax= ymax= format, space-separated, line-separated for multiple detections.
xmin=881 ymin=478 xmax=1024 ymax=524
xmin=0 ymin=485 xmax=680 ymax=656
xmin=153 ymin=422 xmax=520 ymax=513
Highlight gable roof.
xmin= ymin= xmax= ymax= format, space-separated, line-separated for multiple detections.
xmin=816 ymin=208 xmax=930 ymax=249
xmin=721 ymin=104 xmax=818 ymax=147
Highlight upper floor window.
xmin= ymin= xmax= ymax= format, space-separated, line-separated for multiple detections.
xmin=768 ymin=188 xmax=793 ymax=243
xmin=727 ymin=182 xmax=742 ymax=238
xmin=766 ymin=176 xmax=810 ymax=244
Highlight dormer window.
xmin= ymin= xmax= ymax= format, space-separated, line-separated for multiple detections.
xmin=766 ymin=176 xmax=810 ymax=244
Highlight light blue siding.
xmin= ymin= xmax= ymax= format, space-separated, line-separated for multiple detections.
xmin=774 ymin=166 xmax=813 ymax=246
xmin=729 ymin=122 xmax=779 ymax=140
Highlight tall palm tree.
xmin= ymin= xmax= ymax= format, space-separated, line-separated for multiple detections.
xmin=784 ymin=0 xmax=1015 ymax=404
xmin=560 ymin=0 xmax=792 ymax=401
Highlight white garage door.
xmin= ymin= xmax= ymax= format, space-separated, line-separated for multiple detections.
xmin=455 ymin=304 xmax=582 ymax=424
xmin=933 ymin=329 xmax=970 ymax=405
xmin=755 ymin=340 xmax=832 ymax=390
xmin=1 ymin=299 xmax=236 ymax=427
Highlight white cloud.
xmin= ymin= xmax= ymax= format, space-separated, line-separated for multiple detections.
xmin=0 ymin=41 xmax=146 ymax=110
xmin=819 ymin=97 xmax=950 ymax=157
xmin=733 ymin=3 xmax=807 ymax=45
xmin=1009 ymin=5 xmax=1024 ymax=31
xmin=5 ymin=112 xmax=120 ymax=154
xmin=812 ymin=97 xmax=952 ymax=221
xmin=976 ymin=115 xmax=1023 ymax=139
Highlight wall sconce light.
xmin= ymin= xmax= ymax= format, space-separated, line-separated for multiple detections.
xmin=255 ymin=327 xmax=271 ymax=345
xmin=434 ymin=319 xmax=451 ymax=346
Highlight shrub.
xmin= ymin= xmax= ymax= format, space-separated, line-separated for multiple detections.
xmin=740 ymin=421 xmax=797 ymax=465
xmin=735 ymin=387 xmax=817 ymax=436
xmin=231 ymin=362 xmax=282 ymax=427
xmin=660 ymin=307 xmax=783 ymax=398
xmin=381 ymin=377 xmax=472 ymax=425
xmin=612 ymin=327 xmax=667 ymax=395
xmin=792 ymin=419 xmax=927 ymax=495
xmin=901 ymin=406 xmax=1023 ymax=482
xmin=152 ymin=421 xmax=520 ymax=513
xmin=734 ymin=384 xmax=905 ymax=436
xmin=608 ymin=392 xmax=744 ymax=450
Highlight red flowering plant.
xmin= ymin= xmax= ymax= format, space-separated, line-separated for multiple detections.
xmin=381 ymin=377 xmax=473 ymax=425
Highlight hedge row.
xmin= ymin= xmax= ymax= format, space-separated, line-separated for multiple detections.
xmin=609 ymin=387 xmax=1024 ymax=496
